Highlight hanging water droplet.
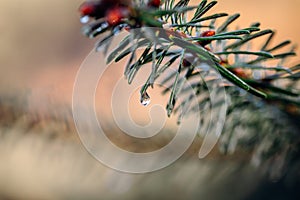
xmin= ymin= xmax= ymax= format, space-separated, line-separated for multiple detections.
xmin=140 ymin=92 xmax=151 ymax=106
xmin=80 ymin=16 xmax=90 ymax=24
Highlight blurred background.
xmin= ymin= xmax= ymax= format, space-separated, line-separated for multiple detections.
xmin=0 ymin=0 xmax=299 ymax=199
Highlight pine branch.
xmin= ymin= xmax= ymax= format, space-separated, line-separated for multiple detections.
xmin=78 ymin=0 xmax=300 ymax=170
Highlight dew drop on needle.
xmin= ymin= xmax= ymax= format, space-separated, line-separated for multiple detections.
xmin=80 ymin=16 xmax=90 ymax=24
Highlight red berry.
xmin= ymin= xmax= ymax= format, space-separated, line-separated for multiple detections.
xmin=79 ymin=0 xmax=131 ymax=18
xmin=197 ymin=30 xmax=216 ymax=46
xmin=201 ymin=30 xmax=216 ymax=37
xmin=148 ymin=0 xmax=161 ymax=8
xmin=106 ymin=7 xmax=129 ymax=26
xmin=79 ymin=2 xmax=97 ymax=16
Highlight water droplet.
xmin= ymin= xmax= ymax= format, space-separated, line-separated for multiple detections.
xmin=140 ymin=92 xmax=151 ymax=106
xmin=80 ymin=16 xmax=90 ymax=24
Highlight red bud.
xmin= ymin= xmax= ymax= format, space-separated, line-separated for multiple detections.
xmin=79 ymin=0 xmax=131 ymax=19
xmin=148 ymin=0 xmax=161 ymax=8
xmin=200 ymin=30 xmax=216 ymax=37
xmin=198 ymin=30 xmax=216 ymax=46
xmin=106 ymin=7 xmax=129 ymax=26
xmin=79 ymin=2 xmax=97 ymax=16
